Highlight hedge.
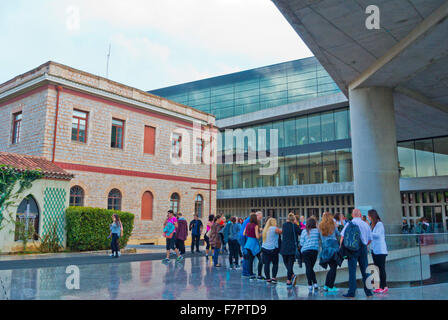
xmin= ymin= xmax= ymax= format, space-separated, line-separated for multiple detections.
xmin=66 ymin=206 xmax=134 ymax=251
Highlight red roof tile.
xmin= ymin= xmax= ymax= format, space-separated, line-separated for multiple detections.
xmin=0 ymin=152 xmax=73 ymax=180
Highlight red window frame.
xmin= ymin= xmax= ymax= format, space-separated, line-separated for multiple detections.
xmin=12 ymin=112 xmax=22 ymax=144
xmin=71 ymin=109 xmax=89 ymax=143
xmin=111 ymin=118 xmax=125 ymax=149
xmin=172 ymin=133 xmax=182 ymax=158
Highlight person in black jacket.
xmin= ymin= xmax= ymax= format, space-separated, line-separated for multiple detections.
xmin=280 ymin=212 xmax=301 ymax=286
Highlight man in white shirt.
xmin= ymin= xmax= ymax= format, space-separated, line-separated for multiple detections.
xmin=340 ymin=209 xmax=373 ymax=298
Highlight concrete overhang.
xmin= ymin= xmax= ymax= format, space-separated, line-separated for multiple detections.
xmin=272 ymin=0 xmax=448 ymax=140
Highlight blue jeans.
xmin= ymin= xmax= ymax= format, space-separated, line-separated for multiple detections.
xmin=213 ymin=248 xmax=220 ymax=266
xmin=347 ymin=244 xmax=373 ymax=297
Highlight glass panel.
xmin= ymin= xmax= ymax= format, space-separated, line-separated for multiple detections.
xmin=273 ymin=156 xmax=285 ymax=187
xmin=309 ymin=152 xmax=322 ymax=184
xmin=252 ymin=163 xmax=263 ymax=188
xmin=284 ymin=155 xmax=298 ymax=185
xmin=73 ymin=110 xmax=87 ymax=119
xmin=398 ymin=141 xmax=417 ymax=178
xmin=222 ymin=164 xmax=233 ymax=189
xmin=321 ymin=111 xmax=335 ymax=142
xmin=272 ymin=121 xmax=284 ymax=149
xmin=296 ymin=116 xmax=308 ymax=145
xmin=334 ymin=109 xmax=349 ymax=140
xmin=241 ymin=164 xmax=252 ymax=189
xmin=284 ymin=119 xmax=296 ymax=147
xmin=112 ymin=119 xmax=124 ymax=126
xmin=308 ymin=113 xmax=321 ymax=144
xmin=415 ymin=139 xmax=435 ymax=177
xmin=434 ymin=137 xmax=448 ymax=176
xmin=336 ymin=149 xmax=353 ymax=182
xmin=322 ymin=151 xmax=336 ymax=183
xmin=297 ymin=153 xmax=309 ymax=185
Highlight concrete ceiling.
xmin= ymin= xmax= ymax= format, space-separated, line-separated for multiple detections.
xmin=272 ymin=0 xmax=448 ymax=141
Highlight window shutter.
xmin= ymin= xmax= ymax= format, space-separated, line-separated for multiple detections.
xmin=144 ymin=126 xmax=155 ymax=154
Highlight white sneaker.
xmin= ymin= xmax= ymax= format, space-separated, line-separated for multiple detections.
xmin=109 ymin=253 xmax=114 ymax=257
xmin=313 ymin=283 xmax=319 ymax=290
xmin=118 ymin=252 xmax=121 ymax=257
xmin=308 ymin=286 xmax=313 ymax=292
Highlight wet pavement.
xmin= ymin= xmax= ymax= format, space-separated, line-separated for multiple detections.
xmin=0 ymin=254 xmax=447 ymax=300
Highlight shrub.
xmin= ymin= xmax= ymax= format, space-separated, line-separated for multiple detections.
xmin=66 ymin=207 xmax=134 ymax=251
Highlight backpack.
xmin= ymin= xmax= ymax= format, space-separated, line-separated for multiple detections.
xmin=343 ymin=221 xmax=361 ymax=252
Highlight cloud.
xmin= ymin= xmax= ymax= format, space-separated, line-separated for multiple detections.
xmin=0 ymin=0 xmax=313 ymax=90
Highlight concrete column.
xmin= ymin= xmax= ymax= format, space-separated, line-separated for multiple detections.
xmin=349 ymin=87 xmax=402 ymax=233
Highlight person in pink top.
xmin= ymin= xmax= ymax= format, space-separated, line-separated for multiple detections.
xmin=204 ymin=215 xmax=215 ymax=258
xmin=162 ymin=210 xmax=183 ymax=263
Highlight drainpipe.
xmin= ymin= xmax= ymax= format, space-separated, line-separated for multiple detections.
xmin=52 ymin=86 xmax=63 ymax=162
xmin=209 ymin=124 xmax=213 ymax=216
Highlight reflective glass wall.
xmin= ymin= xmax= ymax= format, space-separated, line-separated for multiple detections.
xmin=150 ymin=58 xmax=341 ymax=120
xmin=398 ymin=137 xmax=448 ymax=178
xmin=216 ymin=107 xmax=352 ymax=190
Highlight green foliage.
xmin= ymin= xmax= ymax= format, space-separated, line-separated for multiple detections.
xmin=0 ymin=165 xmax=43 ymax=229
xmin=66 ymin=206 xmax=134 ymax=251
xmin=39 ymin=221 xmax=62 ymax=253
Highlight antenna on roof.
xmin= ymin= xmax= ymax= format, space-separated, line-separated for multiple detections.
xmin=106 ymin=43 xmax=111 ymax=78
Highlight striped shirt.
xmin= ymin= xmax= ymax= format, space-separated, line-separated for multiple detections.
xmin=300 ymin=228 xmax=320 ymax=253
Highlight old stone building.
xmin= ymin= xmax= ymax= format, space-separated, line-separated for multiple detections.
xmin=0 ymin=61 xmax=217 ymax=244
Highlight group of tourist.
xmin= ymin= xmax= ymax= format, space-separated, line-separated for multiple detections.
xmin=158 ymin=207 xmax=389 ymax=298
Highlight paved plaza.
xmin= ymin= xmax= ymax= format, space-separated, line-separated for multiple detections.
xmin=0 ymin=251 xmax=447 ymax=300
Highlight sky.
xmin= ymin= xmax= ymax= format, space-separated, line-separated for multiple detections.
xmin=0 ymin=0 xmax=312 ymax=91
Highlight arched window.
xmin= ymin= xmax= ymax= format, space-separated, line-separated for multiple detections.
xmin=194 ymin=194 xmax=204 ymax=218
xmin=170 ymin=193 xmax=180 ymax=214
xmin=108 ymin=189 xmax=122 ymax=211
xmin=15 ymin=195 xmax=39 ymax=241
xmin=141 ymin=191 xmax=154 ymax=220
xmin=70 ymin=186 xmax=85 ymax=207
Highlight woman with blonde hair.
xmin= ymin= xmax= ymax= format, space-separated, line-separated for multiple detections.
xmin=280 ymin=212 xmax=301 ymax=286
xmin=318 ymin=212 xmax=341 ymax=292
xmin=261 ymin=218 xmax=282 ymax=283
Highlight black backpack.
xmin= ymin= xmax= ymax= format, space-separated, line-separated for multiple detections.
xmin=343 ymin=221 xmax=361 ymax=252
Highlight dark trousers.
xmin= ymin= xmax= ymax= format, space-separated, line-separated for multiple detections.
xmin=247 ymin=249 xmax=262 ymax=276
xmin=191 ymin=234 xmax=200 ymax=252
xmin=204 ymin=235 xmax=210 ymax=251
xmin=302 ymin=250 xmax=318 ymax=285
xmin=262 ymin=248 xmax=279 ymax=279
xmin=347 ymin=244 xmax=372 ymax=296
xmin=372 ymin=253 xmax=388 ymax=289
xmin=176 ymin=239 xmax=185 ymax=254
xmin=325 ymin=260 xmax=338 ymax=288
xmin=111 ymin=233 xmax=119 ymax=256
xmin=228 ymin=239 xmax=240 ymax=266
xmin=219 ymin=233 xmax=227 ymax=252
xmin=282 ymin=254 xmax=295 ymax=281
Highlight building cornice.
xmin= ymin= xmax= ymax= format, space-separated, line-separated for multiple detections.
xmin=0 ymin=73 xmax=209 ymax=126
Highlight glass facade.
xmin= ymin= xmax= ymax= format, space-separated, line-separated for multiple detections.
xmin=398 ymin=137 xmax=448 ymax=178
xmin=217 ymin=149 xmax=352 ymax=190
xmin=150 ymin=56 xmax=448 ymax=194
xmin=150 ymin=58 xmax=341 ymax=120
xmin=217 ymin=107 xmax=350 ymax=154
